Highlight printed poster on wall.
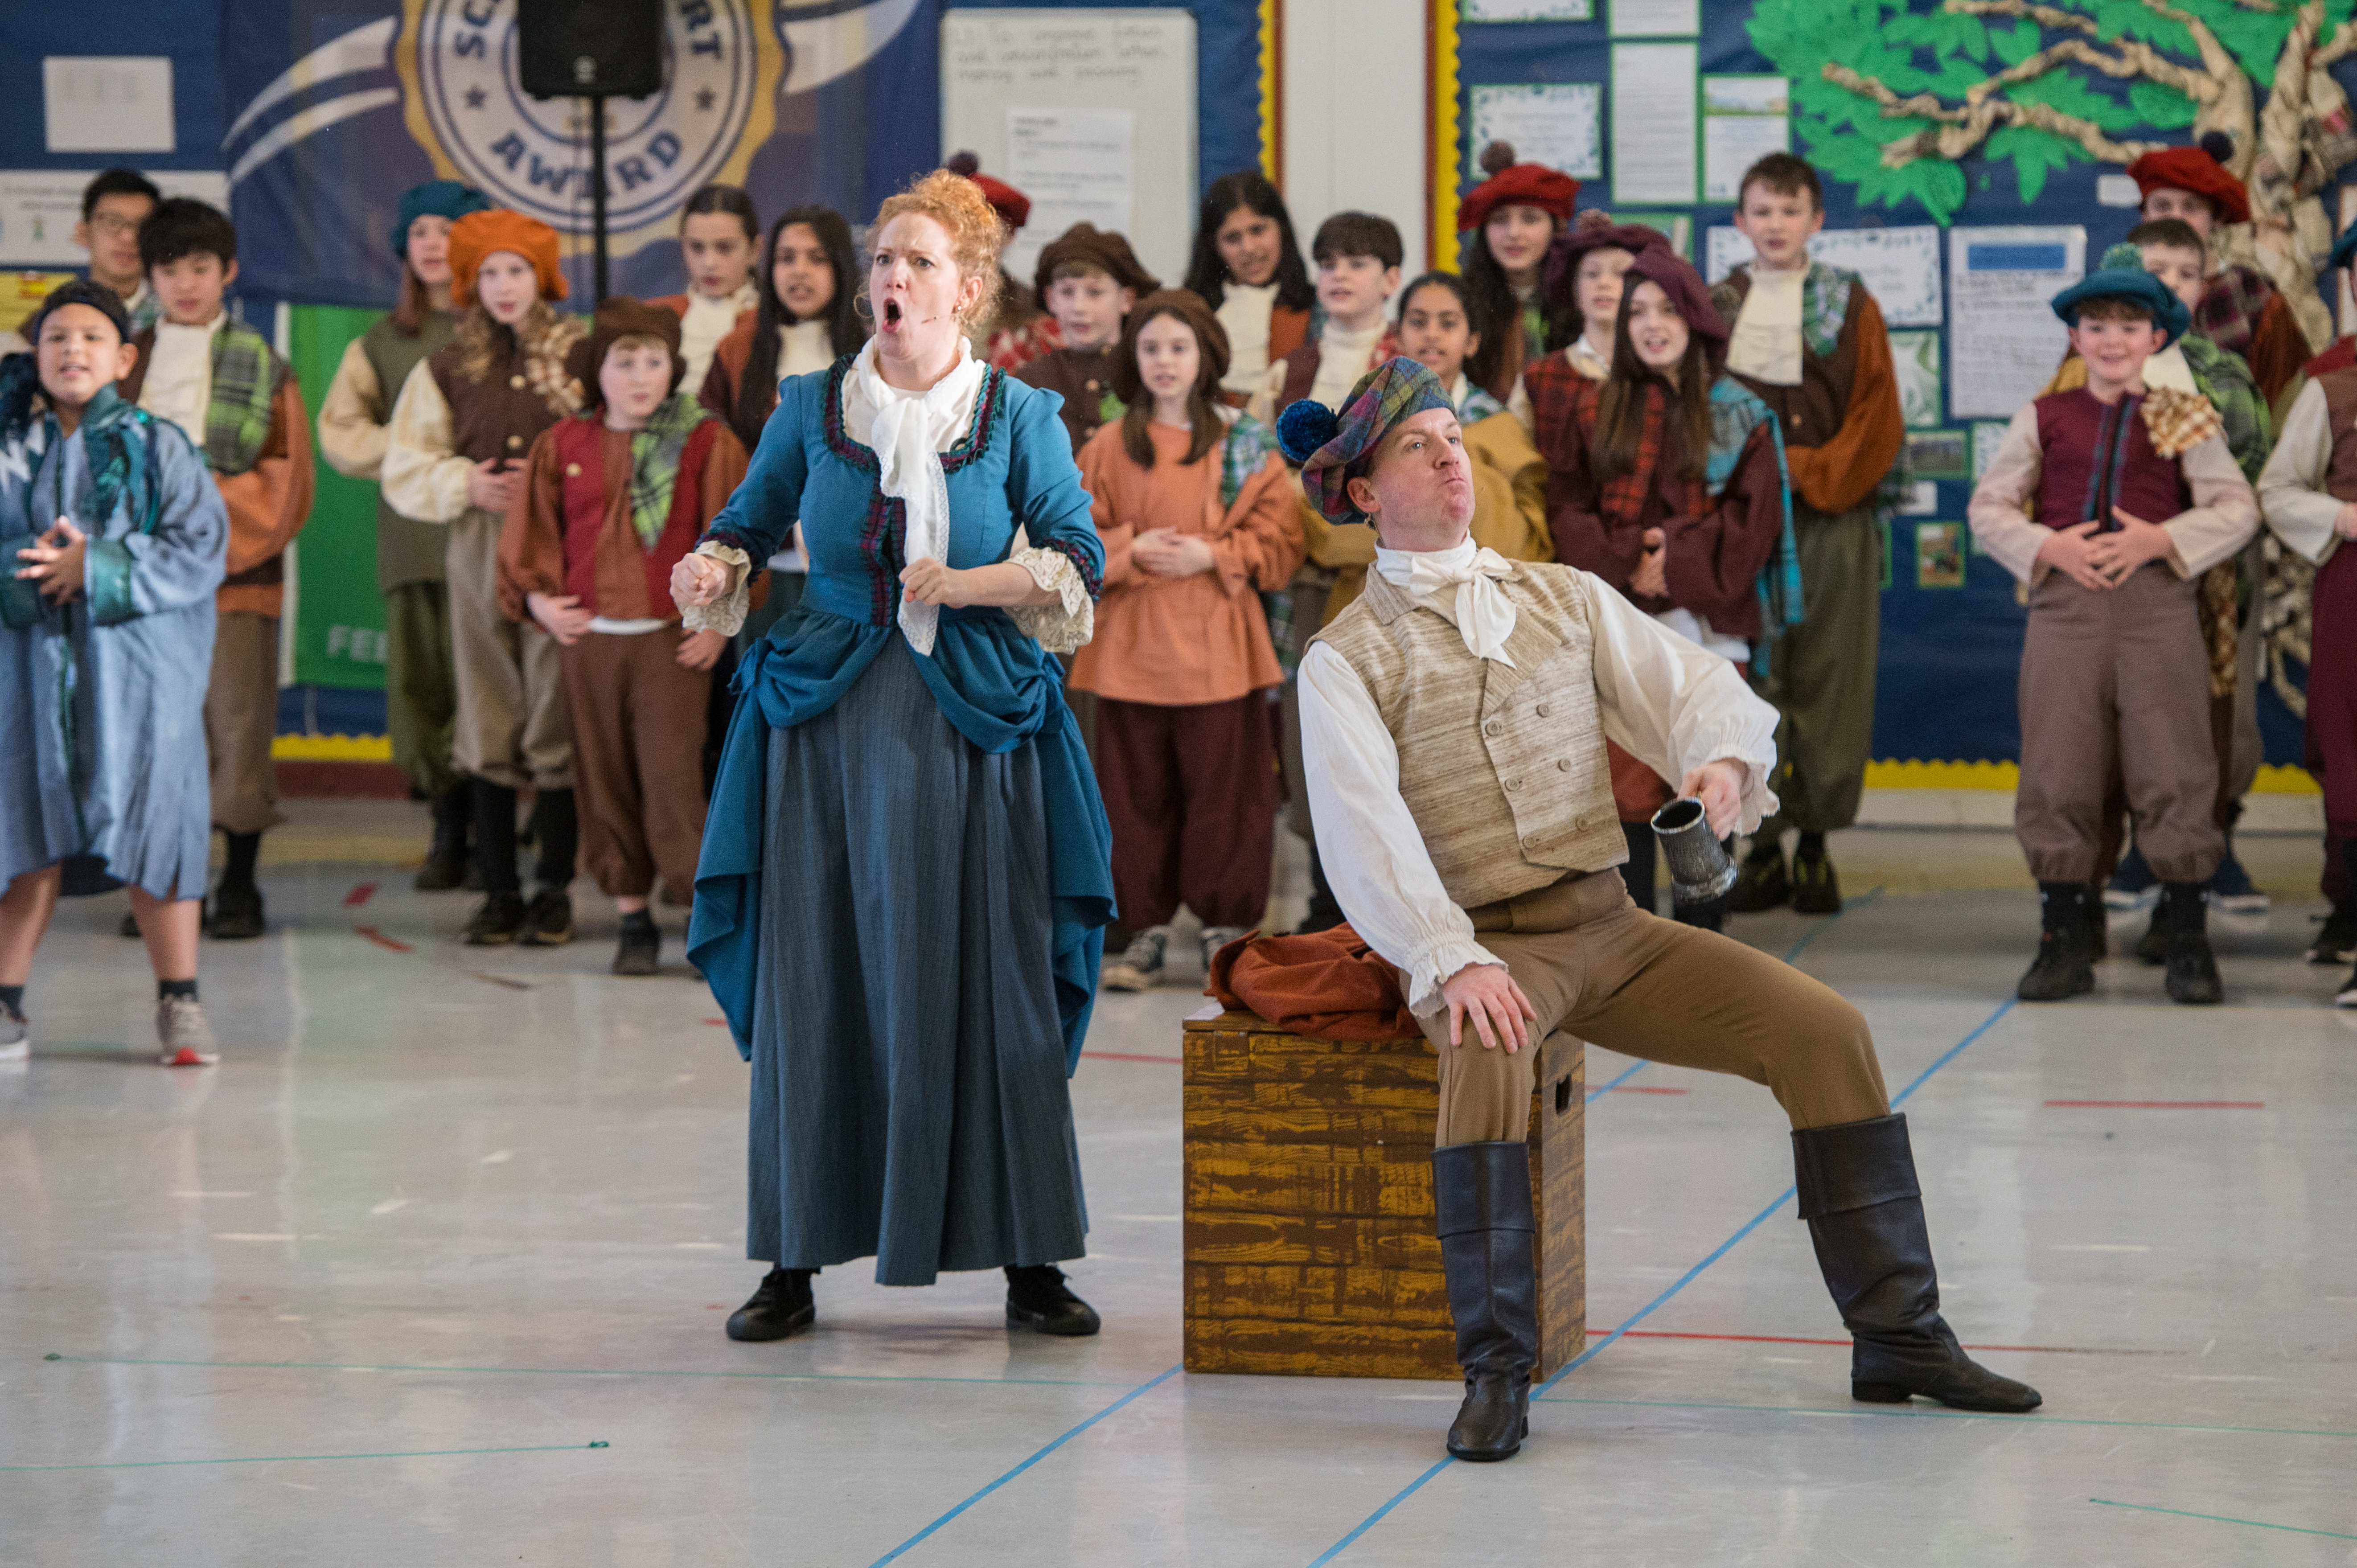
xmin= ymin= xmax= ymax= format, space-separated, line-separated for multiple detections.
xmin=1948 ymin=225 xmax=2086 ymax=418
xmin=1704 ymin=225 xmax=1944 ymax=328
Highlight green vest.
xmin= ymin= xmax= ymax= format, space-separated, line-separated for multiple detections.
xmin=361 ymin=311 xmax=456 ymax=592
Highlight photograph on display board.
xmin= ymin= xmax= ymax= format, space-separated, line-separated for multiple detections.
xmin=1914 ymin=522 xmax=1967 ymax=589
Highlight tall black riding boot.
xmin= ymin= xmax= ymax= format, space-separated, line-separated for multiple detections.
xmin=2159 ymin=880 xmax=2222 ymax=1005
xmin=1434 ymin=1140 xmax=1539 ymax=1461
xmin=415 ymin=781 xmax=472 ymax=891
xmin=464 ymin=780 xmax=526 ymax=945
xmin=1793 ymin=1114 xmax=2041 ymax=1412
xmin=2017 ymin=881 xmax=2094 ymax=1001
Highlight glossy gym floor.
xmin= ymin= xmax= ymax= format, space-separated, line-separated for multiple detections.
xmin=3 ymin=803 xmax=2351 ymax=1564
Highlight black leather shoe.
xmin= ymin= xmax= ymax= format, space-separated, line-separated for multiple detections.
xmin=463 ymin=891 xmax=528 ymax=946
xmin=1794 ymin=1115 xmax=2041 ymax=1415
xmin=726 ymin=1267 xmax=815 ymax=1342
xmin=612 ymin=915 xmax=660 ymax=976
xmin=2155 ymin=883 xmax=2221 ymax=1004
xmin=1727 ymin=843 xmax=1790 ymax=913
xmin=1790 ymin=849 xmax=1843 ymax=915
xmin=1006 ymin=1264 xmax=1100 ymax=1335
xmin=522 ymin=887 xmax=575 ymax=947
xmin=1434 ymin=1140 xmax=1540 ymax=1461
xmin=2018 ymin=882 xmax=2094 ymax=1002
xmin=415 ymin=783 xmax=472 ymax=892
xmin=206 ymin=880 xmax=266 ymax=940
xmin=1447 ymin=1371 xmax=1531 ymax=1462
xmin=2133 ymin=911 xmax=2169 ymax=965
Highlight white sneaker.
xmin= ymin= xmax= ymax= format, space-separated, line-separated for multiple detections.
xmin=1199 ymin=925 xmax=1249 ymax=975
xmin=1102 ymin=925 xmax=1170 ymax=992
xmin=156 ymin=996 xmax=219 ymax=1066
xmin=0 ymin=1006 xmax=26 ymax=1063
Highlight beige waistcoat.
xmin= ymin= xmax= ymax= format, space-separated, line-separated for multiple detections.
xmin=1312 ymin=562 xmax=1625 ymax=911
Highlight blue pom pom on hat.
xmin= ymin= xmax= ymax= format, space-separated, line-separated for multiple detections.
xmin=1276 ymin=398 xmax=1340 ymax=467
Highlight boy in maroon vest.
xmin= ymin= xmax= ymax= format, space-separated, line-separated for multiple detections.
xmin=498 ymin=300 xmax=748 ymax=976
xmin=1969 ymin=268 xmax=2257 ymax=1004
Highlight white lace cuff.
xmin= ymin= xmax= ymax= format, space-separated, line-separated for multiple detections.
xmin=1006 ymin=545 xmax=1095 ymax=655
xmin=682 ymin=543 xmax=752 ymax=638
xmin=1404 ymin=939 xmax=1507 ymax=1020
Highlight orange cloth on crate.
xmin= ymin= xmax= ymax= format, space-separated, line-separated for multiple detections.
xmin=1068 ymin=419 xmax=1304 ymax=706
xmin=1205 ymin=923 xmax=1422 ymax=1042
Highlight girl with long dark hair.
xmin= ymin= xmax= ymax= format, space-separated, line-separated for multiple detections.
xmin=1183 ymin=170 xmax=1316 ymax=400
xmin=1458 ymin=143 xmax=1578 ymax=402
xmin=702 ymin=205 xmax=866 ymax=452
xmin=1528 ymin=247 xmax=1797 ymax=929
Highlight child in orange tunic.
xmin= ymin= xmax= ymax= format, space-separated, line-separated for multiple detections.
xmin=1072 ymin=291 xmax=1305 ymax=988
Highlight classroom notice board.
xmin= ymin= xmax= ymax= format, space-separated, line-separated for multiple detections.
xmin=941 ymin=9 xmax=1200 ymax=289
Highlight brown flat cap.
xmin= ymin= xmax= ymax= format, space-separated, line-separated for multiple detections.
xmin=1032 ymin=223 xmax=1159 ymax=304
xmin=566 ymin=296 xmax=686 ymax=406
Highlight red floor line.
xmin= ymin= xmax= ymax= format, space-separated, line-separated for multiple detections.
xmin=1080 ymin=1051 xmax=1185 ymax=1064
xmin=351 ymin=925 xmax=411 ymax=953
xmin=2045 ymin=1100 xmax=2264 ymax=1109
xmin=701 ymin=1018 xmax=727 ymax=1026
xmin=342 ymin=883 xmax=377 ymax=908
xmin=1581 ymin=1328 xmax=2168 ymax=1355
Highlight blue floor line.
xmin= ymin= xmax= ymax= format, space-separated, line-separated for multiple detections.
xmin=1301 ymin=991 xmax=2019 ymax=1567
xmin=1779 ymin=885 xmax=1884 ymax=965
xmin=866 ymin=1363 xmax=1181 ymax=1566
xmin=1586 ymin=1056 xmax=1650 ymax=1102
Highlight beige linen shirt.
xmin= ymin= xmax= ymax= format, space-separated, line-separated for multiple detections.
xmin=2255 ymin=378 xmax=2346 ymax=568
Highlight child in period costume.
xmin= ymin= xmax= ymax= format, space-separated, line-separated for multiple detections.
xmin=123 ymin=199 xmax=315 ymax=942
xmin=1015 ymin=224 xmax=1160 ymax=454
xmin=1456 ymin=142 xmax=1579 ymax=403
xmin=1531 ymin=213 xmax=1667 ymax=391
xmin=0 ymin=283 xmax=230 ymax=1064
xmin=2046 ymin=229 xmax=2277 ymax=944
xmin=1258 ymin=212 xmax=1404 ymax=425
xmin=500 ymin=300 xmax=748 ymax=975
xmin=318 ymin=181 xmax=494 ymax=891
xmin=1288 ymin=357 xmax=2037 ymax=1463
xmin=1968 ymin=268 xmax=2258 ymax=1005
xmin=1183 ymin=171 xmax=1316 ymax=403
xmin=1073 ymin=292 xmax=1303 ymax=989
xmin=2128 ymin=138 xmax=2312 ymax=407
xmin=650 ymin=185 xmax=761 ymax=394
xmin=946 ymin=152 xmax=1059 ymax=371
xmin=1529 ymin=247 xmax=1798 ymax=930
xmin=2257 ymin=225 xmax=2357 ymax=1005
xmin=1712 ymin=154 xmax=1905 ymax=916
xmin=382 ymin=209 xmax=588 ymax=948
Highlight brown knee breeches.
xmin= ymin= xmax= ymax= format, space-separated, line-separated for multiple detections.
xmin=1409 ymin=870 xmax=1890 ymax=1146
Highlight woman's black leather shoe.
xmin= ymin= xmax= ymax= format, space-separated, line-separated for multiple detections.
xmin=1005 ymin=1265 xmax=1100 ymax=1336
xmin=726 ymin=1267 xmax=815 ymax=1342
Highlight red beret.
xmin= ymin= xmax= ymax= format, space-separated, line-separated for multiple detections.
xmin=1458 ymin=141 xmax=1579 ymax=233
xmin=946 ymin=151 xmax=1030 ymax=230
xmin=2128 ymin=144 xmax=2249 ymax=226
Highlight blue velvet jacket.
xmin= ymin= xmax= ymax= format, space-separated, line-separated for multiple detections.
xmin=686 ymin=357 xmax=1113 ymax=1072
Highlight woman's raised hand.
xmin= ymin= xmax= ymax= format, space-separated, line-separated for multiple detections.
xmin=672 ymin=551 xmax=737 ymax=612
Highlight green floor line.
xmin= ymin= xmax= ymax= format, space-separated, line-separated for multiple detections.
xmin=0 ymin=1441 xmax=608 ymax=1473
xmin=41 ymin=1352 xmax=1132 ymax=1389
xmin=2090 ymin=1498 xmax=2357 ymax=1539
xmin=1528 ymin=1393 xmax=2357 ymax=1441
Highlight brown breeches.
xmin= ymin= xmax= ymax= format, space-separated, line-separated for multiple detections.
xmin=205 ymin=611 xmax=285 ymax=836
xmin=1096 ymin=692 xmax=1278 ymax=931
xmin=2016 ymin=569 xmax=2221 ymax=886
xmin=1411 ymin=870 xmax=1890 ymax=1146
xmin=559 ymin=629 xmax=712 ymax=902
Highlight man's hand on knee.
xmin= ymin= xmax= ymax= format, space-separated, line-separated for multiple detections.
xmin=1441 ymin=963 xmax=1537 ymax=1053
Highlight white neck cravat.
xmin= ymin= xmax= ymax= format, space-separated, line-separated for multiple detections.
xmin=847 ymin=337 xmax=986 ymax=657
xmin=1374 ymin=538 xmax=1518 ymax=666
xmin=1726 ymin=267 xmax=1805 ymax=387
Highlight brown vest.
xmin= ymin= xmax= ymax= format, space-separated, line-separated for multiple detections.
xmin=2318 ymin=367 xmax=2357 ymax=503
xmin=1312 ymin=562 xmax=1625 ymax=911
xmin=426 ymin=334 xmax=572 ymax=467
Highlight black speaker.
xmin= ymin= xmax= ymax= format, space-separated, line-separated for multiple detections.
xmin=516 ymin=0 xmax=665 ymax=100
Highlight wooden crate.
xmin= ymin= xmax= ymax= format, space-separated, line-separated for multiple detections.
xmin=1181 ymin=1010 xmax=1585 ymax=1380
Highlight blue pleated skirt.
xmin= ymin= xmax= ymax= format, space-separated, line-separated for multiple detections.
xmin=746 ymin=635 xmax=1088 ymax=1285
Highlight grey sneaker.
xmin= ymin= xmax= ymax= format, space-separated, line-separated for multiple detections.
xmin=1199 ymin=925 xmax=1248 ymax=975
xmin=156 ymin=996 xmax=219 ymax=1067
xmin=0 ymin=1005 xmax=26 ymax=1063
xmin=1101 ymin=925 xmax=1170 ymax=992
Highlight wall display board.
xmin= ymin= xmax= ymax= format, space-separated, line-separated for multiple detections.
xmin=1450 ymin=0 xmax=2357 ymax=768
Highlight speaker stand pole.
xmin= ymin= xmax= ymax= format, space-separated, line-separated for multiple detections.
xmin=587 ymin=93 xmax=610 ymax=304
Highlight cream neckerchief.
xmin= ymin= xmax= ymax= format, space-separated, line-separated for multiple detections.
xmin=846 ymin=337 xmax=986 ymax=657
xmin=1566 ymin=332 xmax=1612 ymax=382
xmin=1217 ymin=282 xmax=1279 ymax=392
xmin=2140 ymin=341 xmax=2199 ymax=396
xmin=1373 ymin=538 xmax=1518 ymax=666
xmin=140 ymin=312 xmax=227 ymax=447
xmin=1726 ymin=267 xmax=1805 ymax=387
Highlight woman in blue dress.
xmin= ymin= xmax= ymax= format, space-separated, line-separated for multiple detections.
xmin=0 ymin=281 xmax=230 ymax=1067
xmin=672 ymin=169 xmax=1114 ymax=1339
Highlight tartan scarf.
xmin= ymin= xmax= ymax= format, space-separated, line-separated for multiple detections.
xmin=1219 ymin=408 xmax=1278 ymax=508
xmin=2192 ymin=265 xmax=2272 ymax=358
xmin=199 ymin=318 xmax=283 ymax=477
xmin=1800 ymin=262 xmax=1856 ymax=361
xmin=624 ymin=393 xmax=711 ymax=550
